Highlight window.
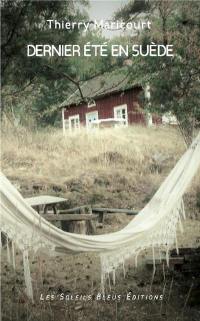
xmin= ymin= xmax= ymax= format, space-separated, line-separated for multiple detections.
xmin=68 ymin=115 xmax=80 ymax=132
xmin=87 ymin=99 xmax=96 ymax=108
xmin=114 ymin=104 xmax=128 ymax=126
xmin=86 ymin=111 xmax=98 ymax=129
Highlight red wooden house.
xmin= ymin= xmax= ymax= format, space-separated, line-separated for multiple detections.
xmin=60 ymin=68 xmax=157 ymax=133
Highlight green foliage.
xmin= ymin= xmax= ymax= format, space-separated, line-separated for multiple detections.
xmin=68 ymin=30 xmax=113 ymax=81
xmin=1 ymin=0 xmax=89 ymax=125
xmin=116 ymin=0 xmax=200 ymax=144
xmin=114 ymin=0 xmax=151 ymax=21
xmin=1 ymin=1 xmax=121 ymax=126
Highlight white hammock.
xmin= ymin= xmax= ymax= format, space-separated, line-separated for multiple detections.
xmin=1 ymin=132 xmax=200 ymax=301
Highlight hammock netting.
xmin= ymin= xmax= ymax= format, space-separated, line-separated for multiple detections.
xmin=1 ymin=132 xmax=200 ymax=301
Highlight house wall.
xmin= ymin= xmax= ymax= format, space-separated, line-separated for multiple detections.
xmin=63 ymin=87 xmax=146 ymax=126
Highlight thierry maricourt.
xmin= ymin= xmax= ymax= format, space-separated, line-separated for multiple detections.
xmin=45 ymin=19 xmax=152 ymax=32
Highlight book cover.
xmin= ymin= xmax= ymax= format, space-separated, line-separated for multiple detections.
xmin=1 ymin=1 xmax=200 ymax=321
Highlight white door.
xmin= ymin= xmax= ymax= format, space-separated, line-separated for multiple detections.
xmin=86 ymin=111 xmax=98 ymax=129
xmin=114 ymin=104 xmax=128 ymax=126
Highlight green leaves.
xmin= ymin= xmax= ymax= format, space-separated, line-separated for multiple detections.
xmin=1 ymin=0 xmax=89 ymax=125
xmin=116 ymin=0 xmax=200 ymax=143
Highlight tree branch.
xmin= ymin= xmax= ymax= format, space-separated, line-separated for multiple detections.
xmin=1 ymin=1 xmax=31 ymax=50
xmin=44 ymin=64 xmax=85 ymax=100
xmin=2 ymin=78 xmax=35 ymax=97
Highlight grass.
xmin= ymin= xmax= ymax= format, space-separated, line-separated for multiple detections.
xmin=2 ymin=124 xmax=183 ymax=180
xmin=1 ymin=123 xmax=199 ymax=211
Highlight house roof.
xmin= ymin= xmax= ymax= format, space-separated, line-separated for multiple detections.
xmin=60 ymin=67 xmax=141 ymax=108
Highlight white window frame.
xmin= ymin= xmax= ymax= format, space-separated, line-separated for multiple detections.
xmin=87 ymin=99 xmax=96 ymax=108
xmin=86 ymin=111 xmax=99 ymax=129
xmin=62 ymin=108 xmax=66 ymax=135
xmin=68 ymin=114 xmax=80 ymax=132
xmin=114 ymin=104 xmax=128 ymax=126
